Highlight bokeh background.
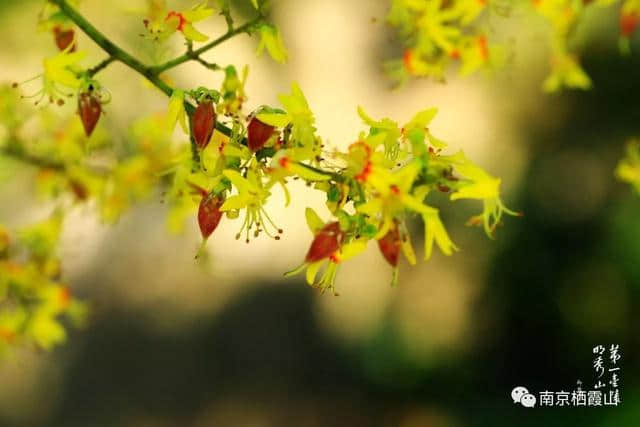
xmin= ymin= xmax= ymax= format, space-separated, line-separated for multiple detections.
xmin=1 ymin=0 xmax=639 ymax=426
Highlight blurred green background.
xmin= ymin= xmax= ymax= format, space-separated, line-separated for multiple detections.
xmin=0 ymin=0 xmax=639 ymax=426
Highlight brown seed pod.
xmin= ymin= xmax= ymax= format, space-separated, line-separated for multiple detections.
xmin=198 ymin=194 xmax=224 ymax=239
xmin=247 ymin=116 xmax=275 ymax=152
xmin=377 ymin=228 xmax=401 ymax=267
xmin=53 ymin=26 xmax=76 ymax=51
xmin=192 ymin=100 xmax=216 ymax=150
xmin=305 ymin=222 xmax=344 ymax=263
xmin=78 ymin=91 xmax=101 ymax=137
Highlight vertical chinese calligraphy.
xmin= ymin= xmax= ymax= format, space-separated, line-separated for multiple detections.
xmin=530 ymin=345 xmax=623 ymax=408
xmin=593 ymin=344 xmax=622 ymax=406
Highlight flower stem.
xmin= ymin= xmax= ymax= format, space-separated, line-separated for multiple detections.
xmin=149 ymin=18 xmax=261 ymax=75
xmin=87 ymin=56 xmax=115 ymax=76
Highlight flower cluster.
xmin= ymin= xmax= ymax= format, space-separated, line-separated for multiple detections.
xmin=142 ymin=1 xmax=214 ymax=42
xmin=385 ymin=0 xmax=504 ymax=85
xmin=1 ymin=0 xmax=517 ymax=354
xmin=0 ymin=218 xmax=87 ymax=355
xmin=385 ymin=0 xmax=639 ymax=92
xmin=160 ymin=79 xmax=518 ymax=293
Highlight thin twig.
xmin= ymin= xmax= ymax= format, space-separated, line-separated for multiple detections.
xmin=221 ymin=7 xmax=234 ymax=32
xmin=149 ymin=18 xmax=260 ymax=75
xmin=87 ymin=56 xmax=115 ymax=76
xmin=194 ymin=56 xmax=221 ymax=71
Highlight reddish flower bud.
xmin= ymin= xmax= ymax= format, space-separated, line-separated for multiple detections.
xmin=53 ymin=26 xmax=76 ymax=51
xmin=69 ymin=179 xmax=88 ymax=201
xmin=378 ymin=228 xmax=401 ymax=267
xmin=192 ymin=100 xmax=216 ymax=150
xmin=78 ymin=91 xmax=101 ymax=137
xmin=198 ymin=194 xmax=224 ymax=239
xmin=305 ymin=222 xmax=344 ymax=263
xmin=247 ymin=116 xmax=275 ymax=152
xmin=620 ymin=12 xmax=639 ymax=37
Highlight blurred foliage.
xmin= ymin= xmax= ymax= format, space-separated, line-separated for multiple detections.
xmin=616 ymin=139 xmax=640 ymax=192
xmin=385 ymin=0 xmax=640 ymax=92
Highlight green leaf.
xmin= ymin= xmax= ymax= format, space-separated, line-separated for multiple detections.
xmin=361 ymin=223 xmax=378 ymax=238
xmin=327 ymin=185 xmax=341 ymax=202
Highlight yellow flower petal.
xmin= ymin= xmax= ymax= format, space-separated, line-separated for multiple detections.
xmin=182 ymin=3 xmax=213 ymax=22
xmin=338 ymin=240 xmax=367 ymax=261
xmin=401 ymin=233 xmax=417 ymax=266
xmin=220 ymin=194 xmax=249 ymax=211
xmin=166 ymin=89 xmax=187 ymax=133
xmin=306 ymin=260 xmax=323 ymax=285
xmin=223 ymin=169 xmax=253 ymax=193
xmin=305 ymin=207 xmax=324 ymax=233
xmin=423 ymin=211 xmax=458 ymax=259
xmin=182 ymin=23 xmax=208 ymax=42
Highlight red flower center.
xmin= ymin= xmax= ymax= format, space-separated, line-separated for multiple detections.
xmin=403 ymin=49 xmax=415 ymax=73
xmin=166 ymin=11 xmax=187 ymax=31
xmin=349 ymin=141 xmax=373 ymax=182
xmin=278 ymin=156 xmax=291 ymax=169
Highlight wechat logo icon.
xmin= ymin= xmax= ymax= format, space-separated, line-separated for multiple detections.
xmin=512 ymin=386 xmax=536 ymax=408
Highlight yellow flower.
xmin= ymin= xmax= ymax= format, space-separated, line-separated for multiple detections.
xmin=144 ymin=2 xmax=213 ymax=42
xmin=257 ymin=83 xmax=316 ymax=160
xmin=542 ymin=52 xmax=592 ymax=93
xmin=256 ymin=24 xmax=288 ymax=64
xmin=178 ymin=3 xmax=214 ymax=42
xmin=285 ymin=209 xmax=367 ymax=295
xmin=445 ymin=150 xmax=519 ymax=236
xmin=302 ymin=240 xmax=367 ymax=295
xmin=43 ymin=47 xmax=85 ymax=88
xmin=357 ymin=159 xmax=458 ymax=259
xmin=220 ymin=169 xmax=283 ymax=241
xmin=22 ymin=43 xmax=86 ymax=104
